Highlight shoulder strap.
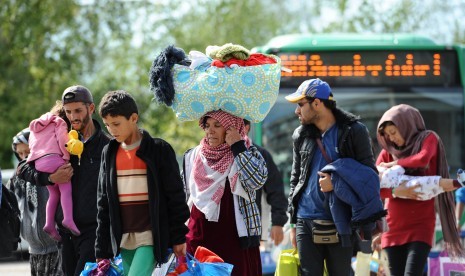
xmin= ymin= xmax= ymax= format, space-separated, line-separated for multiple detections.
xmin=316 ymin=138 xmax=332 ymax=163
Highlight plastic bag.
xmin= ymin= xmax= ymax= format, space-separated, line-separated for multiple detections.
xmin=275 ymin=248 xmax=300 ymax=276
xmin=354 ymin=252 xmax=371 ymax=276
xmin=80 ymin=255 xmax=123 ymax=276
xmin=428 ymin=251 xmax=447 ymax=276
xmin=179 ymin=253 xmax=233 ymax=276
xmin=428 ymin=251 xmax=465 ymax=276
xmin=152 ymin=252 xmax=177 ymax=276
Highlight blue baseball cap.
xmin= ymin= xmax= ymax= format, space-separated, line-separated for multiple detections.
xmin=285 ymin=78 xmax=334 ymax=103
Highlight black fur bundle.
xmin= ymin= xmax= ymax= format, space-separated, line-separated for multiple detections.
xmin=149 ymin=45 xmax=190 ymax=106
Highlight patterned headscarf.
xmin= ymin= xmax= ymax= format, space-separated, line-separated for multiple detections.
xmin=377 ymin=104 xmax=429 ymax=160
xmin=198 ymin=110 xmax=249 ymax=173
xmin=377 ymin=104 xmax=463 ymax=257
xmin=190 ymin=110 xmax=251 ymax=221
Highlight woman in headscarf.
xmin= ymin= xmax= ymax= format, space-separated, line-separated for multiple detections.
xmin=375 ymin=104 xmax=463 ymax=275
xmin=182 ymin=110 xmax=267 ymax=276
xmin=8 ymin=128 xmax=63 ymax=276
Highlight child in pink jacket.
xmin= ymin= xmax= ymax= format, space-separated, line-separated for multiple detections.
xmin=27 ymin=101 xmax=80 ymax=241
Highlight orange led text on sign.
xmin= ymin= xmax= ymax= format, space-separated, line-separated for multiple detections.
xmin=279 ymin=53 xmax=441 ymax=78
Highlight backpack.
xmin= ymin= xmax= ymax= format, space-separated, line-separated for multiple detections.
xmin=0 ymin=184 xmax=21 ymax=258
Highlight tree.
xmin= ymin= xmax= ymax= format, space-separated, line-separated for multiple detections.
xmin=0 ymin=0 xmax=137 ymax=168
xmin=160 ymin=0 xmax=295 ymax=50
xmin=297 ymin=0 xmax=465 ymax=44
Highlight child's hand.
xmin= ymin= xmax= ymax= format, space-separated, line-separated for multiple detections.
xmin=394 ymin=182 xmax=423 ymax=200
xmin=173 ymin=243 xmax=186 ymax=257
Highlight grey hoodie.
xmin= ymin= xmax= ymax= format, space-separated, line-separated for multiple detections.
xmin=7 ymin=175 xmax=58 ymax=254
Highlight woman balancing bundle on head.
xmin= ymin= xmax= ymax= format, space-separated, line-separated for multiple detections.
xmin=181 ymin=110 xmax=267 ymax=275
xmin=149 ymin=44 xmax=282 ymax=276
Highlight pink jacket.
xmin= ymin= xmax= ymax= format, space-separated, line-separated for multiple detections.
xmin=27 ymin=112 xmax=70 ymax=162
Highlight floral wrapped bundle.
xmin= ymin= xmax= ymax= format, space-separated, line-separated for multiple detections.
xmin=149 ymin=43 xmax=281 ymax=122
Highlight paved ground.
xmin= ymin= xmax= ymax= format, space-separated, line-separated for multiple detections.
xmin=0 ymin=260 xmax=30 ymax=276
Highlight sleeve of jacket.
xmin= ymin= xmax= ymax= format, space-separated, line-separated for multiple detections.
xmin=17 ymin=160 xmax=51 ymax=187
xmin=258 ymin=147 xmax=288 ymax=226
xmin=288 ymin=128 xmax=303 ymax=224
xmin=350 ymin=122 xmax=377 ymax=171
xmin=231 ymin=141 xmax=267 ymax=192
xmin=181 ymin=148 xmax=194 ymax=202
xmin=95 ymin=147 xmax=113 ymax=259
xmin=159 ymin=141 xmax=190 ymax=246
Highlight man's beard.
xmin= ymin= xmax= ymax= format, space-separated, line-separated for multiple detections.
xmin=72 ymin=113 xmax=91 ymax=131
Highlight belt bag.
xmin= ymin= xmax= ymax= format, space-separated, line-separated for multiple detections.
xmin=311 ymin=220 xmax=339 ymax=244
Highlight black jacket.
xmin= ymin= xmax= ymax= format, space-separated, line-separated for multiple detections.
xmin=254 ymin=145 xmax=288 ymax=227
xmin=18 ymin=120 xmax=110 ymax=233
xmin=288 ymin=108 xmax=376 ymax=224
xmin=95 ymin=130 xmax=189 ymax=266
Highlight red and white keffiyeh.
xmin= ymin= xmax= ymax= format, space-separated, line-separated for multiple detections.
xmin=189 ymin=110 xmax=251 ymax=221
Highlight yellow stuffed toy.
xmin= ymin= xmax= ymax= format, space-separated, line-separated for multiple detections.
xmin=65 ymin=130 xmax=83 ymax=164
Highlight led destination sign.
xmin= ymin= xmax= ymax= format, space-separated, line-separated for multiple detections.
xmin=278 ymin=50 xmax=459 ymax=87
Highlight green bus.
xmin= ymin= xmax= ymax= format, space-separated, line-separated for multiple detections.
xmin=252 ymin=33 xmax=465 ymax=189
xmin=252 ymin=33 xmax=465 ymax=240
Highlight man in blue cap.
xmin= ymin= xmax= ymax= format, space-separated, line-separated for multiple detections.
xmin=285 ymin=78 xmax=377 ymax=275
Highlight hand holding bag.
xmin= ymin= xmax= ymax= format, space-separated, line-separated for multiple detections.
xmin=80 ymin=255 xmax=123 ymax=276
xmin=152 ymin=252 xmax=177 ymax=276
xmin=275 ymin=248 xmax=300 ymax=276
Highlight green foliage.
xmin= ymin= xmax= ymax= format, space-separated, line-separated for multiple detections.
xmin=161 ymin=0 xmax=294 ymax=50
xmin=140 ymin=103 xmax=204 ymax=156
xmin=0 ymin=0 xmax=137 ymax=168
xmin=1 ymin=0 xmax=77 ymax=167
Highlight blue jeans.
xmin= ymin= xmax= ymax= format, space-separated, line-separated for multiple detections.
xmin=384 ymin=241 xmax=431 ymax=276
xmin=296 ymin=218 xmax=353 ymax=276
